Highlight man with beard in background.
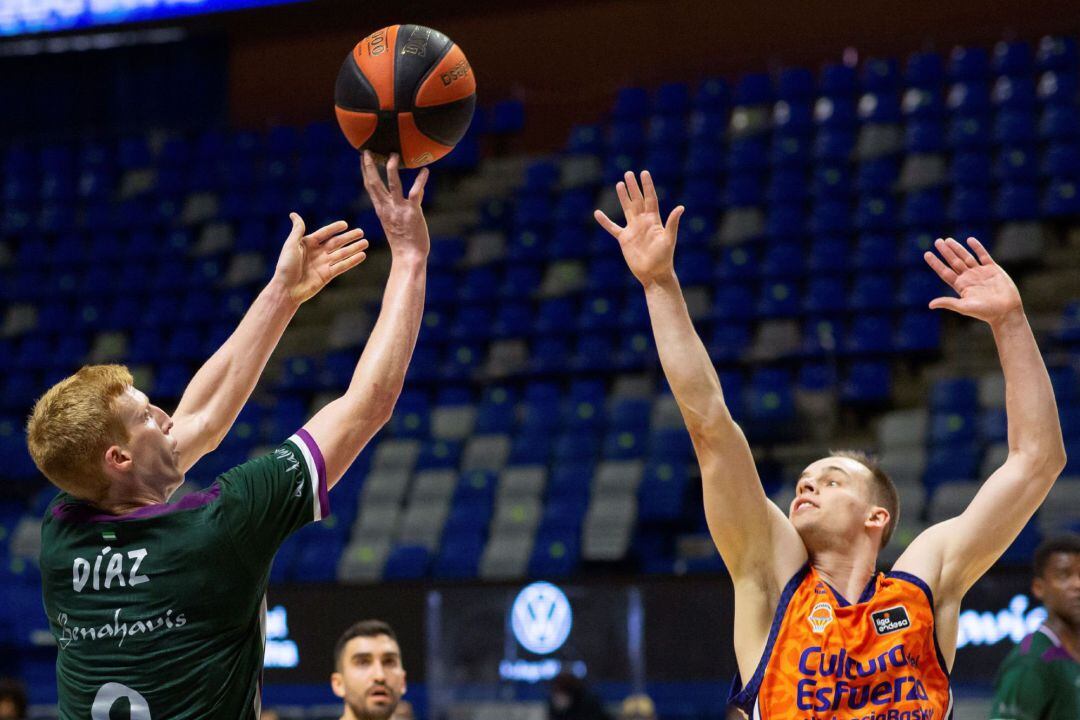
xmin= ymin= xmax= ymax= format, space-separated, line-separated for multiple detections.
xmin=332 ymin=620 xmax=408 ymax=720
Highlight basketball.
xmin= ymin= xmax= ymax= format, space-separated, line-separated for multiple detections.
xmin=334 ymin=24 xmax=477 ymax=168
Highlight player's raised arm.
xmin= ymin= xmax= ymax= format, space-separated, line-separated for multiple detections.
xmin=170 ymin=214 xmax=368 ymax=472
xmin=301 ymin=152 xmax=429 ymax=489
xmin=895 ymin=237 xmax=1067 ymax=602
xmin=595 ymin=171 xmax=805 ymax=583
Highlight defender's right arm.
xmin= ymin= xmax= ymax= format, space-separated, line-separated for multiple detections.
xmin=595 ymin=171 xmax=807 ymax=584
xmin=301 ymin=152 xmax=430 ymax=489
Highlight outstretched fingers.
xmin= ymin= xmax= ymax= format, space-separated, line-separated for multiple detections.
xmin=329 ymin=237 xmax=370 ymax=265
xmin=594 ymin=209 xmax=623 ymax=238
xmin=640 ymin=171 xmax=660 ymax=214
xmin=946 ymin=237 xmax=978 ymax=268
xmin=935 ymin=237 xmax=970 ymax=275
xmin=616 ymin=181 xmax=635 ymax=220
xmin=923 ymin=250 xmax=959 ymax=288
xmin=409 ymin=167 xmax=430 ymax=204
xmin=361 ymin=151 xmax=388 ymax=199
xmin=307 ymin=220 xmax=349 ymax=246
xmin=322 ymin=228 xmax=365 ymax=253
xmin=385 ymin=153 xmax=403 ymax=198
xmin=966 ymin=236 xmax=994 ymax=265
xmin=623 ymin=171 xmax=644 ymax=207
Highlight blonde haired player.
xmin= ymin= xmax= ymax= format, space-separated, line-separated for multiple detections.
xmin=595 ymin=170 xmax=1066 ymax=718
xmin=28 ymin=153 xmax=429 ymax=719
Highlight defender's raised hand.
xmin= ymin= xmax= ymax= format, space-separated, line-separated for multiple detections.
xmin=362 ymin=150 xmax=430 ymax=261
xmin=595 ymin=170 xmax=685 ymax=287
xmin=273 ymin=213 xmax=369 ymax=305
xmin=923 ymin=237 xmax=1022 ymax=325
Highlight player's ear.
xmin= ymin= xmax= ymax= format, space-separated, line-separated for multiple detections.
xmin=1031 ymin=576 xmax=1045 ymax=602
xmin=330 ymin=672 xmax=345 ymax=699
xmin=865 ymin=505 xmax=889 ymax=531
xmin=104 ymin=444 xmax=133 ymax=473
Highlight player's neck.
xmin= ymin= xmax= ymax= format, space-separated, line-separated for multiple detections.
xmin=1044 ymin=614 xmax=1080 ymax=662
xmin=94 ymin=474 xmax=172 ymax=515
xmin=809 ymin=545 xmax=878 ymax=604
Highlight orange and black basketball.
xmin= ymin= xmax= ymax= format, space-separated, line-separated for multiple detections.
xmin=334 ymin=24 xmax=477 ymax=168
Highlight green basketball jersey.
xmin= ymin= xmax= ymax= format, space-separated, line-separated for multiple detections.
xmin=39 ymin=431 xmax=329 ymax=720
xmin=989 ymin=625 xmax=1080 ymax=720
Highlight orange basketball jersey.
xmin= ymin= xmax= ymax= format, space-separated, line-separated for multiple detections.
xmin=729 ymin=565 xmax=953 ymax=719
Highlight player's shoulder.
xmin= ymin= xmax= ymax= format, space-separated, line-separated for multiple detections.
xmin=1006 ymin=627 xmax=1067 ymax=666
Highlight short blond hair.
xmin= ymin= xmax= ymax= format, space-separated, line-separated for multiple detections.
xmin=26 ymin=364 xmax=133 ymax=501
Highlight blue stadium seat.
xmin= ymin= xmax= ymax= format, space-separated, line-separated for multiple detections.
xmin=949 ymin=45 xmax=989 ymax=81
xmin=906 ymin=52 xmax=944 ymax=89
xmin=810 ymin=200 xmax=852 ymax=235
xmin=1043 ymin=142 xmax=1080 ymax=179
xmin=607 ymin=121 xmax=645 ymax=154
xmin=993 ymin=110 xmax=1037 ymax=145
xmin=820 ymin=63 xmax=857 ymax=97
xmin=716 ymin=244 xmax=759 ymax=281
xmin=930 ymin=377 xmax=979 ymax=412
xmin=996 ymin=145 xmax=1040 ymax=183
xmin=951 ymin=152 xmax=993 ymax=187
xmin=490 ymin=99 xmax=525 ymax=134
xmin=567 ymin=124 xmax=604 ymax=155
xmin=994 ymin=40 xmax=1033 ymax=77
xmin=895 ymin=311 xmax=941 ymax=352
xmin=547 ymin=463 xmax=594 ymax=502
xmin=859 ymin=92 xmax=901 ymax=123
xmin=778 ymin=67 xmax=815 ymax=101
xmin=759 ymin=241 xmax=805 ymax=277
xmin=996 ymin=183 xmax=1040 ymax=221
xmin=844 ymin=315 xmax=894 ymax=354
xmin=653 ymin=82 xmax=691 ymax=116
xmin=613 ymin=87 xmax=649 ymax=121
xmin=647 ymin=428 xmax=694 ymax=462
xmin=443 ymin=500 xmax=493 ymax=537
xmin=434 ymin=532 xmax=484 ymax=579
xmin=902 ymin=190 xmax=947 ymax=228
xmin=694 ymin=77 xmax=730 ymax=112
xmin=554 ymin=431 xmax=600 ymax=463
xmin=383 ymin=545 xmax=432 ymax=580
xmin=603 ymin=428 xmax=648 ymax=459
xmin=841 ymin=361 xmax=892 ymax=404
xmin=813 ymin=128 xmax=855 ymax=161
xmin=803 ymin=278 xmax=847 ymax=315
xmin=712 ymin=284 xmax=757 ymax=322
xmin=1037 ymin=70 xmax=1078 ymax=106
xmin=529 ymin=531 xmax=580 ymax=578
xmin=1037 ymin=35 xmax=1079 ymax=72
xmin=848 ymin=274 xmax=895 ymax=313
xmin=757 ymin=280 xmax=801 ymax=318
xmin=930 ymin=411 xmax=978 ymax=446
xmin=979 ymin=408 xmax=1009 ymax=444
xmin=745 ymin=369 xmax=796 ymax=434
xmin=500 ymin=264 xmax=542 ymax=299
xmin=638 ymin=461 xmax=689 ymax=522
xmin=708 ymin=323 xmax=751 ymax=364
xmin=772 ymin=131 xmax=813 ymax=165
xmin=993 ymin=76 xmax=1037 ymax=111
xmin=767 ymin=170 xmax=810 ymax=206
xmin=734 ymin=72 xmax=773 ymax=107
xmin=905 ymin=119 xmax=946 ymax=152
xmin=727 ymin=138 xmax=769 ymax=173
xmin=807 ymin=236 xmax=850 ymax=275
xmin=854 ymin=192 xmax=897 ymax=230
xmin=1044 ymin=179 xmax=1080 ymax=217
xmin=571 ymin=334 xmax=616 ymax=373
xmin=948 ymin=114 xmax=992 ymax=150
xmin=811 ymin=164 xmax=853 ymax=199
xmin=950 ymin=186 xmax=993 ymax=223
xmin=1040 ymin=105 xmax=1080 ymax=141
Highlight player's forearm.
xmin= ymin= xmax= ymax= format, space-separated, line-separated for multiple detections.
xmin=340 ymin=253 xmax=427 ymax=420
xmin=992 ymin=309 xmax=1067 ymax=475
xmin=643 ymin=271 xmax=733 ymax=432
xmin=173 ymin=280 xmax=300 ymax=451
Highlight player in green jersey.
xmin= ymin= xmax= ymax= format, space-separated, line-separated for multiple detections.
xmin=990 ymin=535 xmax=1080 ymax=720
xmin=26 ymin=151 xmax=430 ymax=719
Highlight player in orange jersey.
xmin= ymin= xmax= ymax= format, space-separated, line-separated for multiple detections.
xmin=595 ymin=171 xmax=1067 ymax=719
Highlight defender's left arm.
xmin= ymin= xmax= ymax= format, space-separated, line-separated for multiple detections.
xmin=895 ymin=237 xmax=1066 ymax=601
xmin=171 ymin=214 xmax=368 ymax=473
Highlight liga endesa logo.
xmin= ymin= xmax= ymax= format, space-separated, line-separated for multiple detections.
xmin=872 ymin=605 xmax=912 ymax=635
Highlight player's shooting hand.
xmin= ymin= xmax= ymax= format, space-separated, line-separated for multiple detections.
xmin=594 ymin=170 xmax=684 ymax=288
xmin=272 ymin=213 xmax=369 ymax=305
xmin=362 ymin=150 xmax=430 ymax=262
xmin=923 ymin=237 xmax=1023 ymax=326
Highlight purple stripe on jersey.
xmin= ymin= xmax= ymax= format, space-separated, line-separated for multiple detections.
xmin=51 ymin=485 xmax=223 ymax=523
xmin=294 ymin=428 xmax=330 ymax=519
xmin=1041 ymin=645 xmax=1073 ymax=662
xmin=1020 ymin=632 xmax=1037 ymax=653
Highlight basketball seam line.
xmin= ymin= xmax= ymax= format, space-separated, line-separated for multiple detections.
xmin=411 ymin=39 xmax=456 ymax=109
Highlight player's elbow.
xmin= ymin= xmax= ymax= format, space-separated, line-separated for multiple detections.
xmin=1010 ymin=443 xmax=1067 ymax=482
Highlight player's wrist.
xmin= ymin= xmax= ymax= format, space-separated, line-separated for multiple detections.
xmin=988 ymin=305 xmax=1027 ymax=333
xmin=264 ymin=277 xmax=305 ymax=310
xmin=641 ymin=268 xmax=679 ymax=292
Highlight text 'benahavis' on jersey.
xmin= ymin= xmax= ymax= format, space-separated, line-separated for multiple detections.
xmin=39 ymin=430 xmax=329 ymax=720
xmin=989 ymin=625 xmax=1080 ymax=720
xmin=729 ymin=564 xmax=954 ymax=720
